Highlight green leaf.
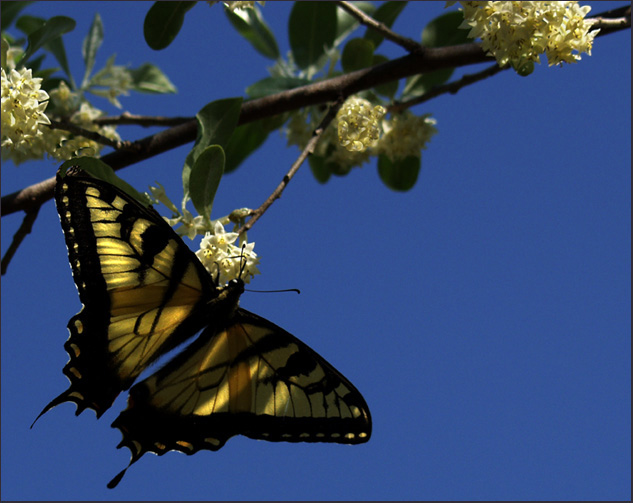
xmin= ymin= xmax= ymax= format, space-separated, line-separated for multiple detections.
xmin=15 ymin=15 xmax=74 ymax=84
xmin=189 ymin=145 xmax=225 ymax=219
xmin=225 ymin=6 xmax=279 ymax=60
xmin=44 ymin=29 xmax=73 ymax=85
xmin=128 ymin=63 xmax=177 ymax=93
xmin=377 ymin=155 xmax=420 ymax=191
xmin=224 ymin=120 xmax=270 ymax=174
xmin=402 ymin=68 xmax=453 ymax=99
xmin=371 ymin=54 xmax=398 ymax=98
xmin=20 ymin=16 xmax=75 ymax=65
xmin=33 ymin=66 xmax=59 ymax=81
xmin=330 ymin=162 xmax=352 ymax=176
xmin=259 ymin=112 xmax=289 ymax=132
xmin=289 ymin=2 xmax=337 ymax=70
xmin=59 ymin=158 xmax=151 ymax=207
xmin=26 ymin=53 xmax=46 ymax=73
xmin=193 ymin=97 xmax=243 ymax=155
xmin=402 ymin=12 xmax=471 ymax=100
xmin=15 ymin=14 xmax=44 ymax=34
xmin=182 ymin=97 xmax=243 ymax=196
xmin=82 ymin=13 xmax=103 ymax=86
xmin=341 ymin=37 xmax=374 ymax=73
xmin=308 ymin=155 xmax=331 ymax=184
xmin=245 ymin=76 xmax=311 ymax=99
xmin=143 ymin=1 xmax=196 ymax=50
xmin=421 ymin=11 xmax=470 ymax=48
xmin=363 ymin=1 xmax=407 ymax=49
xmin=1 ymin=1 xmax=34 ymax=31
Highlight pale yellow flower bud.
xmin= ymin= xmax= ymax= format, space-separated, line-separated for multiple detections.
xmin=337 ymin=97 xmax=386 ymax=153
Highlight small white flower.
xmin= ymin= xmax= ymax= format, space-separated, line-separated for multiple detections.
xmin=148 ymin=183 xmax=180 ymax=214
xmin=166 ymin=208 xmax=208 ymax=240
xmin=195 ymin=220 xmax=260 ymax=285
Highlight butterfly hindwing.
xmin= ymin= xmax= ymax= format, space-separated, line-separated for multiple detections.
xmin=108 ymin=304 xmax=371 ymax=487
xmin=40 ymin=168 xmax=216 ymax=419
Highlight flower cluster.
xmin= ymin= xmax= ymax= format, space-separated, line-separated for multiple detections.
xmin=148 ymin=184 xmax=260 ymax=284
xmin=87 ymin=56 xmax=134 ymax=108
xmin=337 ymin=97 xmax=385 ymax=153
xmin=286 ymin=107 xmax=365 ymax=172
xmin=195 ymin=221 xmax=261 ymax=285
xmin=286 ymin=96 xmax=437 ymax=172
xmin=453 ymin=1 xmax=599 ymax=70
xmin=1 ymin=67 xmax=120 ymax=165
xmin=1 ymin=68 xmax=51 ymax=164
xmin=376 ymin=112 xmax=438 ymax=162
xmin=47 ymin=99 xmax=120 ymax=161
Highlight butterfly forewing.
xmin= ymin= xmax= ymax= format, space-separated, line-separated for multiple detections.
xmin=41 ymin=168 xmax=215 ymax=418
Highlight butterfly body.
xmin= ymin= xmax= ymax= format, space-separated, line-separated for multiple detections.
xmin=38 ymin=167 xmax=371 ymax=488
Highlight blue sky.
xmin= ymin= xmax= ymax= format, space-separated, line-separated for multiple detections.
xmin=1 ymin=1 xmax=630 ymax=500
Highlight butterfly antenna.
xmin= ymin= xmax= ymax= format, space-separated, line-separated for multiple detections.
xmin=238 ymin=243 xmax=247 ymax=280
xmin=245 ymin=287 xmax=301 ymax=294
xmin=212 ymin=261 xmax=221 ymax=285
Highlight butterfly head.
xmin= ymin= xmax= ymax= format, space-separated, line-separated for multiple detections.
xmin=228 ymin=277 xmax=245 ymax=294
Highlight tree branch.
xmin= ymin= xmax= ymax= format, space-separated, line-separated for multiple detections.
xmin=2 ymin=42 xmax=492 ymax=218
xmin=3 ymin=12 xmax=630 ymax=218
xmin=48 ymin=119 xmax=136 ymax=151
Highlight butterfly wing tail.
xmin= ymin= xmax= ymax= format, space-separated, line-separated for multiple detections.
xmin=30 ymin=385 xmax=114 ymax=429
xmin=30 ymin=392 xmax=69 ymax=428
xmin=107 ymin=462 xmax=133 ymax=489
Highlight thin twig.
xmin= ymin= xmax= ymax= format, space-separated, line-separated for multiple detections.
xmin=591 ymin=5 xmax=630 ymax=21
xmin=236 ymin=98 xmax=345 ymax=236
xmin=48 ymin=119 xmax=137 ymax=152
xmin=589 ymin=15 xmax=631 ymax=35
xmin=389 ymin=63 xmax=507 ymax=114
xmin=1 ymin=203 xmax=41 ymax=275
xmin=337 ymin=1 xmax=423 ymax=54
xmin=586 ymin=5 xmax=631 ymax=36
